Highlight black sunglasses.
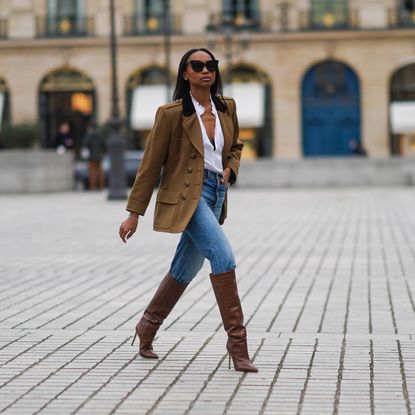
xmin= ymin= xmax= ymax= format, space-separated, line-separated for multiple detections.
xmin=187 ymin=59 xmax=219 ymax=73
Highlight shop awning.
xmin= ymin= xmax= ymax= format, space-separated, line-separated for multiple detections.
xmin=130 ymin=85 xmax=169 ymax=130
xmin=0 ymin=93 xmax=4 ymax=130
xmin=130 ymin=83 xmax=266 ymax=130
xmin=390 ymin=101 xmax=415 ymax=134
xmin=224 ymin=83 xmax=265 ymax=128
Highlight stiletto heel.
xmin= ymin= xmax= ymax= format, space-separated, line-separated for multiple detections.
xmin=210 ymin=270 xmax=258 ymax=373
xmin=132 ymin=273 xmax=188 ymax=360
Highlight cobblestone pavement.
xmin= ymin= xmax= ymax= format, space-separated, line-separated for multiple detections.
xmin=1 ymin=188 xmax=415 ymax=415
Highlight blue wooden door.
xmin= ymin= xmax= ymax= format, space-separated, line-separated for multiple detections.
xmin=302 ymin=60 xmax=361 ymax=156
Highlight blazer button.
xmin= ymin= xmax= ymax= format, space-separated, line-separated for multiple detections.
xmin=190 ymin=153 xmax=196 ymax=159
xmin=185 ymin=181 xmax=190 ymax=187
xmin=182 ymin=194 xmax=187 ymax=200
xmin=187 ymin=167 xmax=193 ymax=173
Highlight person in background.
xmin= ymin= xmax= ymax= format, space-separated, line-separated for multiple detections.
xmin=349 ymin=139 xmax=367 ymax=157
xmin=55 ymin=122 xmax=74 ymax=152
xmin=82 ymin=122 xmax=106 ymax=190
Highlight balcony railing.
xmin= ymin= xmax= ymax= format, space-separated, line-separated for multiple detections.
xmin=207 ymin=12 xmax=261 ymax=32
xmin=208 ymin=6 xmax=361 ymax=34
xmin=0 ymin=19 xmax=7 ymax=39
xmin=299 ymin=8 xmax=357 ymax=31
xmin=36 ymin=16 xmax=94 ymax=38
xmin=396 ymin=5 xmax=415 ymax=27
xmin=123 ymin=14 xmax=181 ymax=36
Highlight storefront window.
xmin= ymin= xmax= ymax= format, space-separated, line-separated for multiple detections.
xmin=0 ymin=78 xmax=10 ymax=131
xmin=39 ymin=68 xmax=95 ymax=151
xmin=390 ymin=63 xmax=415 ymax=156
xmin=126 ymin=67 xmax=171 ymax=149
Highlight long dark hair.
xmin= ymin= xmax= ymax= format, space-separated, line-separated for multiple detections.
xmin=172 ymin=48 xmax=227 ymax=112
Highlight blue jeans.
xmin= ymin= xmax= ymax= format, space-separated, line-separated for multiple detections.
xmin=170 ymin=169 xmax=236 ymax=284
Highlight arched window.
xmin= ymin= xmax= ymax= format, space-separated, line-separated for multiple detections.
xmin=126 ymin=67 xmax=172 ymax=149
xmin=39 ymin=67 xmax=95 ymax=151
xmin=389 ymin=63 xmax=415 ymax=155
xmin=0 ymin=77 xmax=10 ymax=131
xmin=225 ymin=65 xmax=272 ymax=158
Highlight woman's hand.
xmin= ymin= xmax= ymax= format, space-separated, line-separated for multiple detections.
xmin=119 ymin=215 xmax=139 ymax=243
xmin=222 ymin=167 xmax=231 ymax=185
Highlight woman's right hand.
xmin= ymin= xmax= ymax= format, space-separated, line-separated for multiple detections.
xmin=119 ymin=215 xmax=139 ymax=243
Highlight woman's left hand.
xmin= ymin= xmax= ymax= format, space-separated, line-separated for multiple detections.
xmin=222 ymin=167 xmax=231 ymax=185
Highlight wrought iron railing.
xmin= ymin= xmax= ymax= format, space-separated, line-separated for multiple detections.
xmin=207 ymin=12 xmax=261 ymax=32
xmin=207 ymin=5 xmax=359 ymax=33
xmin=299 ymin=7 xmax=356 ymax=31
xmin=36 ymin=16 xmax=94 ymax=38
xmin=396 ymin=3 xmax=415 ymax=27
xmin=123 ymin=13 xmax=181 ymax=36
xmin=0 ymin=19 xmax=7 ymax=39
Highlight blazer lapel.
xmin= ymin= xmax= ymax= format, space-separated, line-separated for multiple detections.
xmin=183 ymin=113 xmax=204 ymax=157
xmin=182 ymin=94 xmax=234 ymax=163
xmin=218 ymin=110 xmax=233 ymax=165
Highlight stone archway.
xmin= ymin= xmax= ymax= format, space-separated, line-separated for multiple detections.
xmin=225 ymin=64 xmax=273 ymax=159
xmin=301 ymin=60 xmax=361 ymax=157
xmin=38 ymin=67 xmax=96 ymax=151
xmin=389 ymin=62 xmax=415 ymax=156
xmin=0 ymin=77 xmax=10 ymax=132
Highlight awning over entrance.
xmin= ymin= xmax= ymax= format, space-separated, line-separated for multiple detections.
xmin=130 ymin=83 xmax=265 ymax=130
xmin=130 ymin=85 xmax=169 ymax=130
xmin=390 ymin=102 xmax=415 ymax=133
xmin=0 ymin=92 xmax=4 ymax=129
xmin=224 ymin=83 xmax=265 ymax=128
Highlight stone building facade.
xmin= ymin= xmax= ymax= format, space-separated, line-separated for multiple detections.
xmin=0 ymin=0 xmax=414 ymax=159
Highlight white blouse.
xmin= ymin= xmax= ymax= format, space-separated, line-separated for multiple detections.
xmin=190 ymin=93 xmax=224 ymax=174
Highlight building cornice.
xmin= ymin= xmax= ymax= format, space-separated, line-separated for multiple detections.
xmin=0 ymin=29 xmax=414 ymax=50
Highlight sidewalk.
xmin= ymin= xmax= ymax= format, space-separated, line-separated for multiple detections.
xmin=0 ymin=188 xmax=414 ymax=414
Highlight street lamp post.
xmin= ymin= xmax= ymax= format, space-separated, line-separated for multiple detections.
xmin=206 ymin=13 xmax=251 ymax=85
xmin=107 ymin=0 xmax=127 ymax=200
xmin=163 ymin=0 xmax=171 ymax=102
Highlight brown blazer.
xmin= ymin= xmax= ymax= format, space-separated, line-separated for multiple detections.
xmin=126 ymin=95 xmax=243 ymax=233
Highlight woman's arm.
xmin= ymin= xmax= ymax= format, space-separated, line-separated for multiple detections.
xmin=119 ymin=107 xmax=171 ymax=243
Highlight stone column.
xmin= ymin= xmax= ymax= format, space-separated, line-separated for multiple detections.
xmin=360 ymin=67 xmax=390 ymax=158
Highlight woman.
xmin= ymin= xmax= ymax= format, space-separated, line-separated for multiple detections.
xmin=119 ymin=48 xmax=257 ymax=373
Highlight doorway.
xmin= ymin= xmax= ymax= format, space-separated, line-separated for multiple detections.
xmin=302 ymin=60 xmax=361 ymax=156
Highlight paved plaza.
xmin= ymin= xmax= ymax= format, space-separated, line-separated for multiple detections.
xmin=0 ymin=188 xmax=414 ymax=414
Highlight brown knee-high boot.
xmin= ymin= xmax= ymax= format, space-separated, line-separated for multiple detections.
xmin=210 ymin=270 xmax=258 ymax=373
xmin=132 ymin=272 xmax=187 ymax=359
